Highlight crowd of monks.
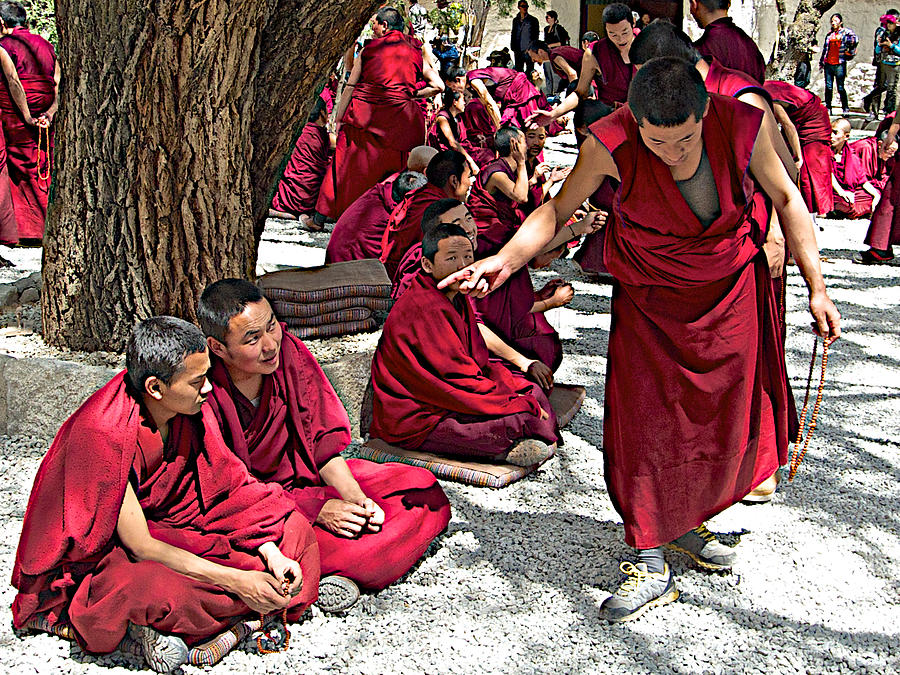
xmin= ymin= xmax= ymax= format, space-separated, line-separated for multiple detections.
xmin=13 ymin=1 xmax=885 ymax=671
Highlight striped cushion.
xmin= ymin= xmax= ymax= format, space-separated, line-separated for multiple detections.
xmin=259 ymin=260 xmax=391 ymax=303
xmin=358 ymin=438 xmax=554 ymax=488
xmin=283 ymin=307 xmax=372 ymax=328
xmin=286 ymin=316 xmax=378 ymax=340
xmin=270 ymin=296 xmax=392 ymax=319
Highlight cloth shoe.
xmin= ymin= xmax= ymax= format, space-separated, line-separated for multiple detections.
xmin=598 ymin=562 xmax=678 ymax=623
xmin=856 ymin=248 xmax=895 ymax=264
xmin=127 ymin=623 xmax=189 ymax=674
xmin=505 ymin=438 xmax=555 ymax=467
xmin=317 ymin=575 xmax=360 ymax=613
xmin=665 ymin=524 xmax=737 ymax=571
xmin=742 ymin=468 xmax=781 ymax=504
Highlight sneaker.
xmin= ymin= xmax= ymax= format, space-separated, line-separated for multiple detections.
xmin=598 ymin=562 xmax=678 ymax=623
xmin=665 ymin=524 xmax=737 ymax=571
xmin=505 ymin=438 xmax=555 ymax=467
xmin=317 ymin=575 xmax=360 ymax=613
xmin=127 ymin=623 xmax=188 ymax=674
xmin=855 ymin=248 xmax=895 ymax=264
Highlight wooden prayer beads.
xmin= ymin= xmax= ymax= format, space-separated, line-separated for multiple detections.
xmin=256 ymin=579 xmax=291 ymax=655
xmin=788 ymin=334 xmax=832 ymax=481
xmin=37 ymin=125 xmax=50 ymax=183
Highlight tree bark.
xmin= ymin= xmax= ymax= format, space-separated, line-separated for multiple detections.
xmin=43 ymin=0 xmax=379 ymax=351
xmin=767 ymin=0 xmax=837 ymax=81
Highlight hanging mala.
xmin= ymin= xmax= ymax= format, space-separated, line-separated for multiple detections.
xmin=37 ymin=124 xmax=51 ymax=184
xmin=787 ymin=334 xmax=833 ymax=481
xmin=256 ymin=579 xmax=291 ymax=654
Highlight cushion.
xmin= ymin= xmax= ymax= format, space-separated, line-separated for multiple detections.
xmin=259 ymin=260 xmax=391 ymax=303
xmin=549 ymin=384 xmax=586 ymax=428
xmin=357 ymin=438 xmax=555 ymax=488
xmin=283 ymin=307 xmax=372 ymax=328
xmin=270 ymin=296 xmax=393 ymax=319
xmin=286 ymin=316 xmax=377 ymax=340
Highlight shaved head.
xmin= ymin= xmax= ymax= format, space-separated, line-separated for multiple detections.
xmin=832 ymin=118 xmax=851 ymax=136
xmin=408 ymin=146 xmax=438 ymax=174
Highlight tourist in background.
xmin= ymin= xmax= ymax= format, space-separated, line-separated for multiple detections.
xmin=542 ymin=10 xmax=570 ymax=94
xmin=820 ymin=13 xmax=858 ymax=114
xmin=511 ymin=1 xmax=539 ymax=73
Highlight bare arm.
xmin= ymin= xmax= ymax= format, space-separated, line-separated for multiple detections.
xmin=739 ymin=93 xmax=799 ymax=181
xmin=333 ymin=56 xmax=363 ymax=129
xmin=317 ymin=455 xmax=384 ymax=534
xmin=552 ymin=56 xmax=578 ymax=83
xmin=487 ymin=142 xmax=529 ymax=202
xmin=43 ymin=59 xmax=60 ymax=121
xmin=769 ymin=100 xmax=803 ymax=172
xmin=526 ymin=52 xmax=599 ymax=127
xmin=478 ymin=323 xmax=553 ymax=390
xmin=116 ymin=483 xmax=297 ymax=611
xmin=539 ymin=209 xmax=605 ymax=254
xmin=471 ymin=78 xmax=502 ymax=129
xmin=417 ymin=51 xmax=445 ymax=99
xmin=0 ymin=47 xmax=34 ymax=124
xmin=749 ymin=124 xmax=841 ymax=339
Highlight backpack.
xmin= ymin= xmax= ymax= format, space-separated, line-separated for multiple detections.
xmin=842 ymin=29 xmax=859 ymax=60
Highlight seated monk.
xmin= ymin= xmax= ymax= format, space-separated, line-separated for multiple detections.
xmin=830 ymin=118 xmax=895 ymax=219
xmin=427 ymin=90 xmax=479 ymax=174
xmin=11 ymin=317 xmax=319 ymax=673
xmin=380 ymin=149 xmax=473 ymax=279
xmin=524 ymin=126 xmax=571 ymax=213
xmin=371 ymin=223 xmax=559 ymax=464
xmin=199 ymin=280 xmax=451 ymax=597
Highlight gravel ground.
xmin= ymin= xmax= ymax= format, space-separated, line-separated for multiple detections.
xmin=0 ymin=132 xmax=899 ymax=673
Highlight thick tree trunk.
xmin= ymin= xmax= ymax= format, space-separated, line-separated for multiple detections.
xmin=469 ymin=0 xmax=491 ymax=50
xmin=767 ymin=0 xmax=837 ymax=81
xmin=43 ymin=0 xmax=379 ymax=351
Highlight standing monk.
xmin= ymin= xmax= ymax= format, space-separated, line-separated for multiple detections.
xmin=199 ymin=281 xmax=452 ymax=601
xmin=690 ymin=0 xmax=766 ymax=84
xmin=12 ymin=318 xmax=319 ymax=673
xmin=445 ymin=58 xmax=840 ymax=622
xmin=316 ymin=7 xmax=443 ymax=220
xmin=859 ymin=111 xmax=900 ymax=263
xmin=0 ymin=1 xmax=58 ymax=242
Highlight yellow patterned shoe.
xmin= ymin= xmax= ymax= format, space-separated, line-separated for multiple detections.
xmin=598 ymin=562 xmax=679 ymax=623
xmin=665 ymin=524 xmax=737 ymax=571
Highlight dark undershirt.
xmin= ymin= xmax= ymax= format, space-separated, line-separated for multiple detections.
xmin=675 ymin=149 xmax=721 ymax=227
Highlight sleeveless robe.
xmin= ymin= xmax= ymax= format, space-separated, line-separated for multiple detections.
xmin=549 ymin=45 xmax=584 ymax=85
xmin=325 ymin=173 xmax=400 ymax=264
xmin=590 ymin=38 xmax=635 ymax=107
xmin=694 ymin=17 xmax=766 ymax=84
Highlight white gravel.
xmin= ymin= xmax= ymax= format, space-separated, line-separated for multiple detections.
xmin=0 ymin=132 xmax=899 ymax=673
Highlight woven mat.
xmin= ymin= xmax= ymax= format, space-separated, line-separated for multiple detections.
xmin=286 ymin=317 xmax=377 ymax=340
xmin=549 ymin=384 xmax=586 ymax=428
xmin=259 ymin=260 xmax=391 ymax=303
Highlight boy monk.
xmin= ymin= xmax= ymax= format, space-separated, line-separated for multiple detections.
xmin=371 ymin=223 xmax=558 ymax=466
xmin=199 ymin=280 xmax=451 ymax=602
xmin=12 ymin=317 xmax=319 ymax=673
xmin=445 ymin=58 xmax=841 ymax=621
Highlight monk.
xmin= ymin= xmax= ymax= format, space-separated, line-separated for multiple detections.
xmin=524 ymin=125 xmax=571 ymax=212
xmin=11 ymin=317 xmax=319 ymax=673
xmin=690 ymin=0 xmax=766 ymax=84
xmin=445 ymin=58 xmax=840 ymax=621
xmin=859 ymin=111 xmax=900 ymax=263
xmin=764 ymin=80 xmax=834 ymax=217
xmin=460 ymin=94 xmax=497 ymax=169
xmin=525 ymin=3 xmax=636 ymax=130
xmin=268 ymin=98 xmax=334 ymax=229
xmin=527 ymin=40 xmax=583 ymax=93
xmin=427 ymin=90 xmax=479 ymax=173
xmin=199 ymin=280 xmax=451 ymax=598
xmin=316 ymin=7 xmax=443 ymax=219
xmin=466 ymin=66 xmax=561 ymax=134
xmin=0 ymin=1 xmax=59 ymax=242
xmin=371 ymin=222 xmax=559 ymax=465
xmin=380 ymin=149 xmax=473 ymax=279
xmin=830 ymin=118 xmax=894 ymax=219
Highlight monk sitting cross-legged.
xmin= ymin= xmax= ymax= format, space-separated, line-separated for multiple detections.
xmin=11 ymin=317 xmax=320 ymax=674
xmin=371 ymin=223 xmax=559 ymax=465
xmin=199 ymin=280 xmax=451 ymax=604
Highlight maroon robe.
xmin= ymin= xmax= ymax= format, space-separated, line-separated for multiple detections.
xmin=590 ymin=38 xmax=635 ymax=106
xmin=549 ymin=45 xmax=583 ymax=85
xmin=0 ymin=27 xmax=56 ymax=240
xmin=207 ymin=330 xmax=450 ymax=590
xmin=371 ymin=270 xmax=557 ymax=453
xmin=764 ymin=80 xmax=834 ymax=214
xmin=391 ymin=242 xmax=423 ymax=300
xmin=467 ymin=67 xmax=563 ymax=134
xmin=832 ymin=139 xmax=878 ymax=218
xmin=460 ymin=99 xmax=496 ymax=168
xmin=427 ymin=109 xmax=466 ymax=151
xmin=325 ymin=172 xmax=399 ymax=263
xmin=695 ymin=17 xmax=766 ymax=84
xmin=11 ymin=372 xmax=318 ymax=654
xmin=865 ymin=140 xmax=900 ymax=250
xmin=317 ymin=31 xmax=425 ymax=219
xmin=380 ymin=182 xmax=447 ymax=279
xmin=469 ymin=158 xmax=563 ymax=370
xmin=271 ymin=123 xmax=332 ymax=216
xmin=591 ymin=96 xmax=793 ymax=548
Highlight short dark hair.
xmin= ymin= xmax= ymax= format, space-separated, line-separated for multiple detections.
xmin=830 ymin=12 xmax=842 ymax=22
xmin=629 ymin=20 xmax=699 ymax=65
xmin=528 ymin=40 xmax=550 ymax=55
xmin=581 ymin=31 xmax=600 ymax=44
xmin=421 ymin=198 xmax=464 ymax=235
xmin=393 ymin=170 xmax=428 ymax=202
xmin=574 ymin=99 xmax=615 ymax=130
xmin=425 ymin=150 xmax=467 ymax=188
xmin=442 ymin=89 xmax=462 ymax=109
xmin=422 ymin=223 xmax=471 ymax=262
xmin=308 ymin=97 xmax=327 ymax=123
xmin=375 ymin=7 xmax=404 ymax=31
xmin=0 ymin=2 xmax=26 ymax=28
xmin=546 ymin=10 xmax=558 ymax=20
xmin=889 ymin=9 xmax=900 ymax=17
xmin=696 ymin=0 xmax=730 ymax=9
xmin=628 ymin=57 xmax=708 ymax=127
xmin=126 ymin=316 xmax=208 ymax=392
xmin=444 ymin=65 xmax=467 ymax=81
xmin=602 ymin=3 xmax=634 ymax=26
xmin=198 ymin=279 xmax=264 ymax=343
xmin=494 ymin=125 xmax=523 ymax=157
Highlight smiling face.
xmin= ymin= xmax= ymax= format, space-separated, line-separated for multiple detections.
xmin=439 ymin=203 xmax=478 ymax=245
xmin=211 ymin=298 xmax=283 ymax=378
xmin=448 ymin=164 xmax=474 ymax=200
xmin=605 ymin=19 xmax=634 ymax=53
xmin=636 ymin=110 xmax=706 ymax=168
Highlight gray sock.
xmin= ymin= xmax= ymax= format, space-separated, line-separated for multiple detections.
xmin=636 ymin=547 xmax=665 ymax=574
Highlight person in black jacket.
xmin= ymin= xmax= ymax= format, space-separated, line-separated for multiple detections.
xmin=511 ymin=1 xmax=539 ymax=73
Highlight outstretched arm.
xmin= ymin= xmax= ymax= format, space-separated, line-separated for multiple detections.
xmin=769 ymin=100 xmax=803 ymax=173
xmin=470 ymin=78 xmax=502 ymax=130
xmin=525 ymin=51 xmax=599 ymax=128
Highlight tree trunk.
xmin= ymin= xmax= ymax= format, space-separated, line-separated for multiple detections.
xmin=766 ymin=0 xmax=837 ymax=81
xmin=468 ymin=0 xmax=491 ymax=51
xmin=43 ymin=0 xmax=379 ymax=352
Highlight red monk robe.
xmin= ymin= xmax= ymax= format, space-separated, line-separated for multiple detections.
xmin=592 ymin=95 xmax=794 ymax=548
xmin=271 ymin=122 xmax=332 ymax=217
xmin=694 ymin=17 xmax=766 ymax=84
xmin=207 ymin=329 xmax=450 ymax=590
xmin=460 ymin=98 xmax=496 ymax=168
xmin=832 ymin=137 xmax=887 ymax=218
xmin=427 ymin=109 xmax=466 ymax=152
xmin=467 ymin=67 xmax=564 ymax=135
xmin=325 ymin=172 xmax=400 ymax=264
xmin=468 ymin=157 xmax=563 ymax=371
xmin=371 ymin=269 xmax=557 ymax=458
xmin=0 ymin=26 xmax=56 ymax=240
xmin=865 ymin=138 xmax=900 ymax=252
xmin=380 ymin=181 xmax=448 ymax=279
xmin=764 ymin=80 xmax=834 ymax=215
xmin=317 ymin=31 xmax=425 ymax=219
xmin=549 ymin=46 xmax=584 ymax=88
xmin=391 ymin=242 xmax=424 ymax=300
xmin=11 ymin=372 xmax=319 ymax=654
xmin=590 ymin=38 xmax=636 ymax=106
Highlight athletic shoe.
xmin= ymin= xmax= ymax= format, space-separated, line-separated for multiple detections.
xmin=598 ymin=562 xmax=678 ymax=623
xmin=317 ymin=575 xmax=360 ymax=613
xmin=665 ymin=524 xmax=737 ymax=571
xmin=128 ymin=623 xmax=189 ymax=674
xmin=855 ymin=248 xmax=895 ymax=264
xmin=505 ymin=438 xmax=555 ymax=467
